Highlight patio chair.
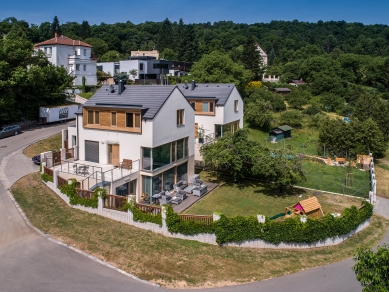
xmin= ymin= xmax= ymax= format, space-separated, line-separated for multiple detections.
xmin=159 ymin=195 xmax=172 ymax=205
xmin=193 ymin=185 xmax=207 ymax=197
xmin=72 ymin=164 xmax=78 ymax=174
xmin=83 ymin=165 xmax=89 ymax=175
xmin=175 ymin=189 xmax=187 ymax=200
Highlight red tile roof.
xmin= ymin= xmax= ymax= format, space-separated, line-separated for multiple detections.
xmin=34 ymin=35 xmax=92 ymax=48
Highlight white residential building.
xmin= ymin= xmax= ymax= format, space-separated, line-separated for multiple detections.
xmin=63 ymin=83 xmax=195 ymax=201
xmin=178 ymin=82 xmax=244 ymax=161
xmin=34 ymin=34 xmax=97 ymax=86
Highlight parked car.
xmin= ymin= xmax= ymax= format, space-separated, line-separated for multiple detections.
xmin=0 ymin=125 xmax=21 ymax=138
xmin=32 ymin=155 xmax=41 ymax=165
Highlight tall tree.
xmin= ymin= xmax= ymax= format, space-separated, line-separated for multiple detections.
xmin=79 ymin=20 xmax=91 ymax=39
xmin=241 ymin=35 xmax=261 ymax=80
xmin=157 ymin=18 xmax=173 ymax=51
xmin=183 ymin=24 xmax=197 ymax=62
xmin=51 ymin=16 xmax=61 ymax=36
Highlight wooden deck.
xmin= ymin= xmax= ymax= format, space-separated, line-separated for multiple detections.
xmin=173 ymin=182 xmax=219 ymax=213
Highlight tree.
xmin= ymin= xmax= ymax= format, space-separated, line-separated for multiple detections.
xmin=280 ymin=110 xmax=303 ymax=127
xmin=113 ymin=72 xmax=129 ymax=84
xmin=100 ymin=50 xmax=121 ymax=62
xmin=51 ymin=16 xmax=61 ymax=36
xmin=253 ymin=148 xmax=305 ymax=193
xmin=83 ymin=38 xmax=109 ymax=58
xmin=245 ymin=99 xmax=274 ymax=130
xmin=353 ymin=244 xmax=389 ymax=292
xmin=286 ymin=89 xmax=310 ymax=109
xmin=157 ymin=18 xmax=173 ymax=51
xmin=79 ymin=20 xmax=91 ymax=39
xmin=241 ymin=35 xmax=261 ymax=80
xmin=200 ymin=129 xmax=262 ymax=180
xmin=129 ymin=69 xmax=138 ymax=80
xmin=189 ymin=51 xmax=251 ymax=88
xmin=159 ymin=48 xmax=178 ymax=60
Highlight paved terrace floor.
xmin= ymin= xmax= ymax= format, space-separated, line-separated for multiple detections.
xmin=173 ymin=182 xmax=219 ymax=213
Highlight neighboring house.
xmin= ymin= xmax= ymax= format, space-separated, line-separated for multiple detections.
xmin=97 ymin=58 xmax=193 ymax=84
xmin=177 ymin=82 xmax=244 ymax=161
xmin=131 ymin=50 xmax=159 ymax=59
xmin=290 ymin=79 xmax=307 ymax=87
xmin=273 ymin=88 xmax=292 ymax=95
xmin=34 ymin=33 xmax=97 ymax=86
xmin=63 ymin=83 xmax=195 ymax=201
xmin=255 ymin=44 xmax=268 ymax=66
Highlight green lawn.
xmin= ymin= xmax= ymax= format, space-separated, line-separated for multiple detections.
xmin=297 ymin=161 xmax=371 ymax=197
xmin=185 ymin=171 xmax=363 ymax=217
xmin=246 ymin=117 xmax=320 ymax=156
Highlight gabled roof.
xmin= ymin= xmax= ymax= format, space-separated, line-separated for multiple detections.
xmin=78 ymin=85 xmax=177 ymax=119
xmin=274 ymin=88 xmax=292 ymax=92
xmin=277 ymin=125 xmax=293 ymax=131
xmin=291 ymin=79 xmax=307 ymax=85
xmin=177 ymin=83 xmax=236 ymax=106
xmin=34 ymin=35 xmax=92 ymax=48
xmin=294 ymin=197 xmax=321 ymax=213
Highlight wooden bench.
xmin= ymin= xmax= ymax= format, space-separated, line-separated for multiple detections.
xmin=120 ymin=159 xmax=132 ymax=170
xmin=335 ymin=158 xmax=346 ymax=164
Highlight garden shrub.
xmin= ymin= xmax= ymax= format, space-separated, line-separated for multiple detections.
xmin=41 ymin=173 xmax=53 ymax=182
xmin=59 ymin=179 xmax=99 ymax=208
xmin=165 ymin=201 xmax=373 ymax=245
xmin=122 ymin=201 xmax=162 ymax=226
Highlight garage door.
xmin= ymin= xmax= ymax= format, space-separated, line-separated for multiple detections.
xmin=85 ymin=140 xmax=99 ymax=163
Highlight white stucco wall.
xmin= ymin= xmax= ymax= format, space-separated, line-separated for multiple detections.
xmin=119 ymin=60 xmax=141 ymax=80
xmin=97 ymin=62 xmax=116 ymax=76
xmin=223 ymin=87 xmax=244 ymax=128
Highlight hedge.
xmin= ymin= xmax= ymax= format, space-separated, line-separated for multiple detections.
xmin=165 ymin=201 xmax=373 ymax=245
xmin=122 ymin=202 xmax=162 ymax=226
xmin=59 ymin=179 xmax=102 ymax=208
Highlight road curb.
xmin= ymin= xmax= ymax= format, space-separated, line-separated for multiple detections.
xmin=0 ymin=148 xmax=160 ymax=288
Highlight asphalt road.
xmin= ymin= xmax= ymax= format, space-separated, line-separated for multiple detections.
xmin=0 ymin=121 xmax=387 ymax=292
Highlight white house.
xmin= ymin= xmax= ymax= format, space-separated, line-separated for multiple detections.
xmin=256 ymin=44 xmax=268 ymax=66
xmin=178 ymin=82 xmax=244 ymax=161
xmin=34 ymin=34 xmax=97 ymax=86
xmin=63 ymin=83 xmax=195 ymax=201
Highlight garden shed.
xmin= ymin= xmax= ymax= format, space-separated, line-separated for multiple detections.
xmin=269 ymin=125 xmax=293 ymax=142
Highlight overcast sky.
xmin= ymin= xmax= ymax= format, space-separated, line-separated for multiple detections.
xmin=1 ymin=0 xmax=388 ymax=26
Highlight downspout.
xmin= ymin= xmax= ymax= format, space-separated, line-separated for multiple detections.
xmin=76 ymin=113 xmax=79 ymax=161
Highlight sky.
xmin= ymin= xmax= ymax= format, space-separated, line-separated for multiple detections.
xmin=1 ymin=0 xmax=389 ymax=26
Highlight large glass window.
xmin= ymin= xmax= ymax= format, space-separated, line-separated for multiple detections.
xmin=177 ymin=139 xmax=184 ymax=160
xmin=152 ymin=174 xmax=162 ymax=194
xmin=163 ymin=168 xmax=175 ymax=191
xmin=152 ymin=143 xmax=171 ymax=170
xmin=126 ymin=113 xmax=133 ymax=127
xmin=142 ymin=148 xmax=152 ymax=170
xmin=129 ymin=179 xmax=137 ymax=196
xmin=202 ymin=102 xmax=208 ymax=112
xmin=141 ymin=137 xmax=189 ymax=171
xmin=177 ymin=162 xmax=188 ymax=182
xmin=143 ymin=176 xmax=152 ymax=197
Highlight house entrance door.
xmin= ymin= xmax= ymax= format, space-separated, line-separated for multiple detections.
xmin=108 ymin=144 xmax=120 ymax=166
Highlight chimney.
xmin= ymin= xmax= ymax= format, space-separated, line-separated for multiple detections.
xmin=118 ymin=80 xmax=125 ymax=95
xmin=54 ymin=32 xmax=58 ymax=38
xmin=191 ymin=80 xmax=195 ymax=90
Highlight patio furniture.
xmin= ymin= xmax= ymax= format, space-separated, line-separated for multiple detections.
xmin=183 ymin=185 xmax=198 ymax=194
xmin=159 ymin=195 xmax=172 ymax=205
xmin=193 ymin=185 xmax=207 ymax=197
xmin=175 ymin=189 xmax=187 ymax=200
xmin=78 ymin=165 xmax=89 ymax=176
xmin=173 ymin=180 xmax=188 ymax=192
xmin=170 ymin=196 xmax=182 ymax=205
xmin=72 ymin=165 xmax=78 ymax=174
xmin=193 ymin=178 xmax=203 ymax=187
xmin=120 ymin=159 xmax=132 ymax=170
xmin=189 ymin=174 xmax=200 ymax=185
xmin=151 ymin=192 xmax=162 ymax=204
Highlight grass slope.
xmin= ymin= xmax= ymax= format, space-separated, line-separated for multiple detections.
xmin=11 ymin=172 xmax=388 ymax=288
xmin=22 ymin=133 xmax=62 ymax=158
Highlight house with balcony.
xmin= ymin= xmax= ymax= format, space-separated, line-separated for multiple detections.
xmin=34 ymin=33 xmax=97 ymax=86
xmin=178 ymin=82 xmax=244 ymax=161
xmin=61 ymin=82 xmax=195 ymax=202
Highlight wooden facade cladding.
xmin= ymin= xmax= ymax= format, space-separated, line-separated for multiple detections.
xmin=83 ymin=107 xmax=142 ymax=133
xmin=188 ymin=99 xmax=216 ymax=116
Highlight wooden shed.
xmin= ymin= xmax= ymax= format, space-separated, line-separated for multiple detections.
xmin=289 ymin=197 xmax=324 ymax=219
xmin=269 ymin=125 xmax=293 ymax=142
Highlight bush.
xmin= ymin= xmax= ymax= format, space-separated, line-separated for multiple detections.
xmin=41 ymin=173 xmax=53 ymax=182
xmin=122 ymin=202 xmax=162 ymax=226
xmin=59 ymin=179 xmax=100 ymax=208
xmin=166 ymin=201 xmax=373 ymax=245
xmin=304 ymin=104 xmax=322 ymax=116
xmin=280 ymin=110 xmax=303 ymax=127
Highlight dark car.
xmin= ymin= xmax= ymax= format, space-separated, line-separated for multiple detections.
xmin=32 ymin=155 xmax=41 ymax=165
xmin=0 ymin=125 xmax=21 ymax=138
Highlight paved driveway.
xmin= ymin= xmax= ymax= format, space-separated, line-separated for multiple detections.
xmin=0 ymin=122 xmax=388 ymax=292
